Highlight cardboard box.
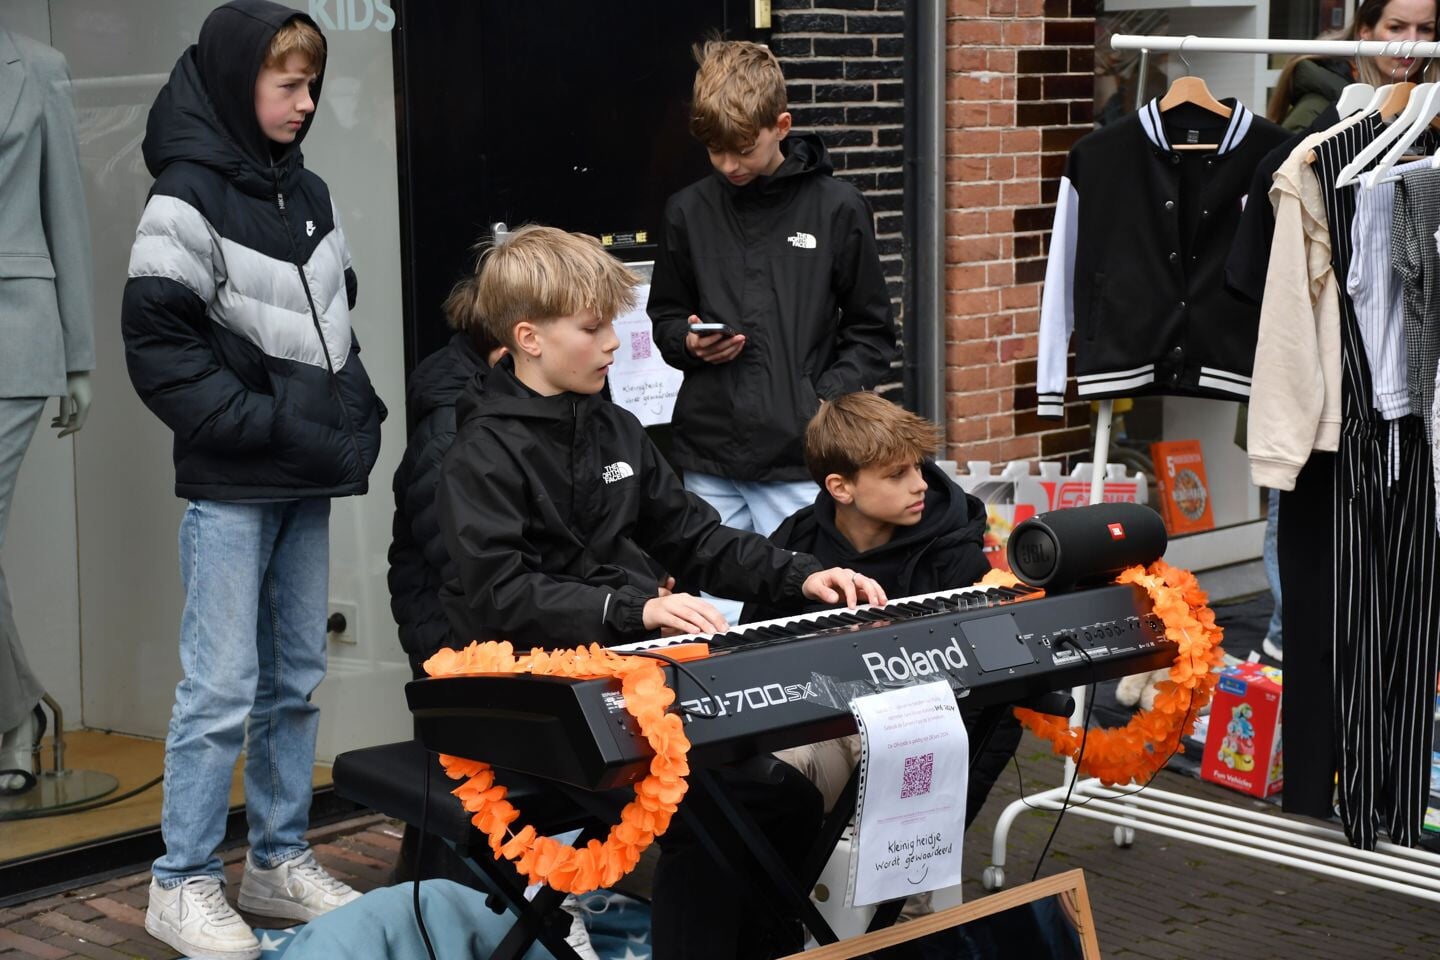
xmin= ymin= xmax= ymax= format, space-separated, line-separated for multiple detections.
xmin=1201 ymin=662 xmax=1283 ymax=798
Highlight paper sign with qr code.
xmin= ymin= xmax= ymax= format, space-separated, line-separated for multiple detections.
xmin=847 ymin=681 xmax=968 ymax=907
xmin=605 ymin=276 xmax=687 ymax=426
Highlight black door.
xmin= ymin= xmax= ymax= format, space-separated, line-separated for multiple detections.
xmin=392 ymin=0 xmax=758 ymax=376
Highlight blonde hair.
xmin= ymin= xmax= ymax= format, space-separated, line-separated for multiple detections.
xmin=442 ymin=274 xmax=503 ymax=359
xmin=265 ymin=18 xmax=327 ymax=74
xmin=475 ymin=225 xmax=641 ymax=348
xmin=804 ymin=393 xmax=943 ymax=485
xmin=689 ymin=39 xmax=788 ymax=152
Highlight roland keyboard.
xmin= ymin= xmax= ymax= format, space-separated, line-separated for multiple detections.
xmin=407 ymin=580 xmax=1175 ymax=790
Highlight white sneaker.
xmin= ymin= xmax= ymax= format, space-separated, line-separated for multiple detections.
xmin=145 ymin=877 xmax=261 ymax=960
xmin=238 ymin=850 xmax=361 ymax=921
xmin=561 ymin=895 xmax=602 ymax=960
xmin=1262 ymin=637 xmax=1284 ymax=663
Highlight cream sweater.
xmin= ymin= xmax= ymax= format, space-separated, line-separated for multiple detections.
xmin=1247 ymin=117 xmax=1364 ymax=490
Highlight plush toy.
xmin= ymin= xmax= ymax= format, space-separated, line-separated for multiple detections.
xmin=1114 ymin=667 xmax=1169 ymax=711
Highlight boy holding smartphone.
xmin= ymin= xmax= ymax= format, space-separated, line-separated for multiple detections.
xmin=648 ymin=40 xmax=897 ymax=620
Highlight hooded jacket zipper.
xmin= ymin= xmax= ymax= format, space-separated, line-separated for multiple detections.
xmin=274 ymin=178 xmax=366 ymax=473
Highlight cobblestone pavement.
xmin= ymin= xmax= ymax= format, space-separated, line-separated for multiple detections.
xmin=3 ymin=735 xmax=1436 ymax=959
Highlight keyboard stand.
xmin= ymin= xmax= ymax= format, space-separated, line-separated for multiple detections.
xmin=677 ymin=763 xmax=844 ymax=944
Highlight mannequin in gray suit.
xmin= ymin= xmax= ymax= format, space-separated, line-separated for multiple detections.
xmin=0 ymin=28 xmax=95 ymax=792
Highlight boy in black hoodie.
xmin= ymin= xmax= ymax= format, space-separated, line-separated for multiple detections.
xmin=648 ymin=40 xmax=898 ymax=621
xmin=122 ymin=4 xmax=383 ymax=958
xmin=437 ymin=225 xmax=885 ymax=959
xmin=746 ymin=393 xmax=1020 ymax=842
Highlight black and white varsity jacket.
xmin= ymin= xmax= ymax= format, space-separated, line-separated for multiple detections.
xmin=1036 ymin=99 xmax=1291 ymax=418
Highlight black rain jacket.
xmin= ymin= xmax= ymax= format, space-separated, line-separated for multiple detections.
xmin=436 ymin=358 xmax=823 ymax=648
xmin=648 ymin=134 xmax=898 ymax=482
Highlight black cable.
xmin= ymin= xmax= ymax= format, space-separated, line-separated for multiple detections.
xmin=1031 ymin=639 xmax=1097 ymax=882
xmin=0 ymin=773 xmax=163 ymax=822
xmin=414 ymin=750 xmax=438 ymax=960
xmin=1017 ymin=641 xmax=1205 ymax=881
xmin=626 ymin=649 xmax=725 ymax=720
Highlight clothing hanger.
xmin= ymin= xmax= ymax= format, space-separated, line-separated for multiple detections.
xmin=1377 ymin=40 xmax=1420 ymax=119
xmin=1157 ymin=36 xmax=1232 ymax=150
xmin=1338 ymin=82 xmax=1378 ymax=117
xmin=1336 ymin=39 xmax=1376 ymax=117
xmin=1371 ymin=70 xmax=1440 ymax=184
xmin=1335 ymin=42 xmax=1428 ymax=186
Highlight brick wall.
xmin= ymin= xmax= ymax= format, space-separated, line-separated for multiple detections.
xmin=943 ymin=1 xmax=1097 ymax=463
xmin=771 ymin=0 xmax=907 ymax=393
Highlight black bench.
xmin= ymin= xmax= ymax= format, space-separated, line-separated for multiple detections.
xmin=333 ymin=740 xmax=619 ymax=960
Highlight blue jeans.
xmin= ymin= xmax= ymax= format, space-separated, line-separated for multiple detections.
xmin=1263 ymin=487 xmax=1282 ymax=646
xmin=683 ymin=472 xmax=818 ymax=623
xmin=153 ymin=498 xmax=331 ymax=885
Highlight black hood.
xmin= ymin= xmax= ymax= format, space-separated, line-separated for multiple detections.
xmin=143 ymin=0 xmax=326 ymax=194
xmin=717 ymin=132 xmax=833 ymax=197
xmin=455 ymin=354 xmax=594 ymax=428
xmin=406 ymin=334 xmax=490 ymax=433
xmin=803 ymin=461 xmax=987 ymax=586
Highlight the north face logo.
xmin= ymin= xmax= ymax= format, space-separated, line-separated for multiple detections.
xmin=305 ymin=220 xmax=316 ymax=237
xmin=602 ymin=461 xmax=634 ymax=484
xmin=787 ymin=232 xmax=816 ymax=250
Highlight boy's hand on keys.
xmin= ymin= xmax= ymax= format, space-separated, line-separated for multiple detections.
xmin=803 ymin=568 xmax=888 ymax=609
xmin=644 ymin=592 xmax=730 ymax=636
xmin=685 ymin=315 xmax=746 ymax=364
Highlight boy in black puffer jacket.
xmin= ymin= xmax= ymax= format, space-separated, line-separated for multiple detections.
xmin=744 ymin=393 xmax=1019 ymax=854
xmin=388 ymin=275 xmax=505 ymax=679
xmin=121 ymin=5 xmax=383 ymax=957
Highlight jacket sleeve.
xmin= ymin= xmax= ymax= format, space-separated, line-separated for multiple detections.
xmin=387 ymin=413 xmax=458 ymax=668
xmin=437 ymin=432 xmax=653 ymax=647
xmin=1247 ymin=165 xmax=1332 ymax=491
xmin=1036 ymin=171 xmax=1080 ymax=419
xmin=39 ymin=50 xmax=95 ymax=375
xmin=737 ymin=516 xmax=811 ymax=625
xmin=122 ymin=195 xmax=278 ymax=452
xmin=647 ymin=198 xmax=707 ymax=371
xmin=813 ymin=193 xmax=899 ymax=400
xmin=634 ymin=434 xmax=822 ymax=604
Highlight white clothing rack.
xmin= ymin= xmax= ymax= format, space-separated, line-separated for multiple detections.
xmin=1112 ymin=34 xmax=1440 ymax=57
xmin=985 ymin=33 xmax=1440 ymax=900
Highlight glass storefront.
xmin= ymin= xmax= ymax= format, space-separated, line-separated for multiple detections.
xmin=0 ymin=0 xmax=410 ymax=872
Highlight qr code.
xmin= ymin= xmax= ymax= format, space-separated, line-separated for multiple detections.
xmin=901 ymin=752 xmax=934 ymax=799
xmin=630 ymin=329 xmax=653 ymax=360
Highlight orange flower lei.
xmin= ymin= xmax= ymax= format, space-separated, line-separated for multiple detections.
xmin=422 ymin=641 xmax=693 ymax=894
xmin=1007 ymin=560 xmax=1226 ymax=785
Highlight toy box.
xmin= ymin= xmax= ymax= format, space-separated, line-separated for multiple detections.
xmin=1201 ymin=662 xmax=1283 ymax=798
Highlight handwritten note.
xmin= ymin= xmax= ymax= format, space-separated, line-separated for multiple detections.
xmin=847 ymin=681 xmax=968 ymax=907
xmin=608 ymin=280 xmax=685 ymax=426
